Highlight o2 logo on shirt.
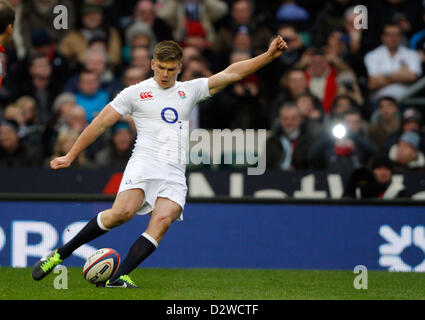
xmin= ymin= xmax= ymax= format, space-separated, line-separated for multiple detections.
xmin=161 ymin=107 xmax=179 ymax=124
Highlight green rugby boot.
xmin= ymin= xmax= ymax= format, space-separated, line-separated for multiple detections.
xmin=105 ymin=275 xmax=139 ymax=288
xmin=32 ymin=249 xmax=63 ymax=281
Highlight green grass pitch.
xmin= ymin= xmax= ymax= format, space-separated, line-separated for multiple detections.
xmin=0 ymin=267 xmax=423 ymax=300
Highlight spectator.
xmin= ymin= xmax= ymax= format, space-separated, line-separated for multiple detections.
xmin=343 ymin=166 xmax=378 ymax=199
xmin=131 ymin=0 xmax=172 ymax=42
xmin=383 ymin=107 xmax=425 ymax=153
xmin=338 ymin=5 xmax=371 ymax=76
xmin=270 ymin=67 xmax=312 ymax=126
xmin=0 ymin=119 xmax=41 ymax=167
xmin=74 ymin=69 xmax=109 ymax=123
xmin=58 ymin=105 xmax=104 ymax=161
xmin=94 ymin=121 xmax=134 ymax=169
xmin=58 ymin=3 xmax=122 ymax=71
xmin=129 ymin=46 xmax=152 ymax=79
xmin=45 ymin=129 xmax=92 ymax=168
xmin=51 ymin=92 xmax=77 ymax=125
xmin=388 ymin=130 xmax=425 ymax=169
xmin=275 ymin=0 xmax=310 ymax=28
xmin=183 ymin=19 xmax=208 ymax=47
xmin=298 ymin=48 xmax=339 ymax=114
xmin=335 ymin=70 xmax=364 ymax=111
xmin=42 ymin=92 xmax=77 ymax=158
xmin=180 ymin=55 xmax=213 ymax=130
xmin=1 ymin=0 xmax=424 ymax=174
xmin=370 ymin=153 xmax=409 ymax=198
xmin=64 ymin=47 xmax=121 ymax=97
xmin=311 ymin=0 xmax=353 ymax=46
xmin=280 ymin=67 xmax=310 ymax=101
xmin=124 ymin=20 xmax=156 ymax=55
xmin=116 ymin=67 xmax=145 ymax=136
xmin=323 ymin=30 xmax=355 ymax=74
xmin=308 ymin=109 xmax=377 ymax=170
xmin=157 ymin=0 xmax=228 ymax=44
xmin=231 ymin=25 xmax=252 ymax=54
xmin=18 ymin=28 xmax=71 ymax=86
xmin=122 ymin=66 xmax=147 ymax=87
xmin=364 ymin=23 xmax=421 ymax=103
xmin=367 ymin=96 xmax=401 ymax=151
xmin=13 ymin=95 xmax=43 ymax=148
xmin=294 ymin=92 xmax=323 ymax=128
xmin=343 ymin=107 xmax=369 ymax=138
xmin=211 ymin=50 xmax=267 ymax=129
xmin=181 ymin=56 xmax=213 ymax=81
xmin=19 ymin=0 xmax=75 ymax=57
xmin=181 ymin=21 xmax=217 ymax=71
xmin=319 ymin=4 xmax=376 ymax=78
xmin=378 ymin=0 xmax=424 ymax=39
xmin=213 ymin=0 xmax=272 ymax=66
xmin=328 ymin=94 xmax=358 ymax=122
xmin=265 ymin=104 xmax=315 ymax=170
xmin=182 ymin=46 xmax=203 ymax=72
xmin=3 ymin=103 xmax=24 ymax=128
xmin=343 ymin=153 xmax=410 ymax=199
xmin=312 ymin=0 xmax=353 ymax=46
xmin=19 ymin=54 xmax=60 ymax=125
xmin=61 ymin=105 xmax=87 ymax=134
xmin=276 ymin=24 xmax=307 ymax=72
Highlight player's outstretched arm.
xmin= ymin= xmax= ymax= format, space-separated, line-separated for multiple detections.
xmin=50 ymin=104 xmax=122 ymax=170
xmin=208 ymin=35 xmax=288 ymax=96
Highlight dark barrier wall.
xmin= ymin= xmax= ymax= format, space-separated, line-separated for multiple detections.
xmin=1 ymin=199 xmax=424 ymax=271
xmin=1 ymin=168 xmax=425 ymax=199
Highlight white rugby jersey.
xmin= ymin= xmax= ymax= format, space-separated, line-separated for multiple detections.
xmin=110 ymin=77 xmax=211 ymax=182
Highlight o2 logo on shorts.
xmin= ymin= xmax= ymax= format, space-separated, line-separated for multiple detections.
xmin=161 ymin=107 xmax=179 ymax=124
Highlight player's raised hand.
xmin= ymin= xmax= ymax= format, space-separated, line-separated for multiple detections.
xmin=267 ymin=35 xmax=288 ymax=59
xmin=50 ymin=155 xmax=73 ymax=170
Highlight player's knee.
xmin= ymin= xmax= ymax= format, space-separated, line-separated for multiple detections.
xmin=154 ymin=215 xmax=173 ymax=231
xmin=111 ymin=206 xmax=136 ymax=225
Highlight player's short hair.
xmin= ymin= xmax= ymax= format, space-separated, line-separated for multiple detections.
xmin=153 ymin=40 xmax=183 ymax=62
xmin=0 ymin=0 xmax=15 ymax=34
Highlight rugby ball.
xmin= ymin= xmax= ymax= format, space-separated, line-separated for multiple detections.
xmin=83 ymin=248 xmax=120 ymax=283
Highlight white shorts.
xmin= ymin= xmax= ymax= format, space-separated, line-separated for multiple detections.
xmin=118 ymin=175 xmax=187 ymax=221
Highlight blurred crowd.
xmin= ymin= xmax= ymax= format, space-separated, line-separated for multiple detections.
xmin=1 ymin=0 xmax=425 ymax=175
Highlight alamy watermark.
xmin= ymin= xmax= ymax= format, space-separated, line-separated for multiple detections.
xmin=353 ymin=5 xmax=368 ymax=30
xmin=154 ymin=128 xmax=267 ymax=176
xmin=353 ymin=265 xmax=368 ymax=290
xmin=53 ymin=265 xmax=68 ymax=289
xmin=53 ymin=5 xmax=69 ymax=30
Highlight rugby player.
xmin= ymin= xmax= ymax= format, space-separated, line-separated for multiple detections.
xmin=32 ymin=36 xmax=288 ymax=288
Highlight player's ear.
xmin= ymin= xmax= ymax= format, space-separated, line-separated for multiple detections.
xmin=151 ymin=59 xmax=155 ymax=70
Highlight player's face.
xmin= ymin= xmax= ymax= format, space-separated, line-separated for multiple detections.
xmin=151 ymin=59 xmax=182 ymax=88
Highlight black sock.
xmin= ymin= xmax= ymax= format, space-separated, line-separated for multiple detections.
xmin=58 ymin=212 xmax=110 ymax=259
xmin=110 ymin=232 xmax=158 ymax=282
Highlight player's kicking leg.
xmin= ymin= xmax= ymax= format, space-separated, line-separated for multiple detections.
xmin=32 ymin=189 xmax=145 ymax=281
xmin=105 ymin=197 xmax=182 ymax=288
